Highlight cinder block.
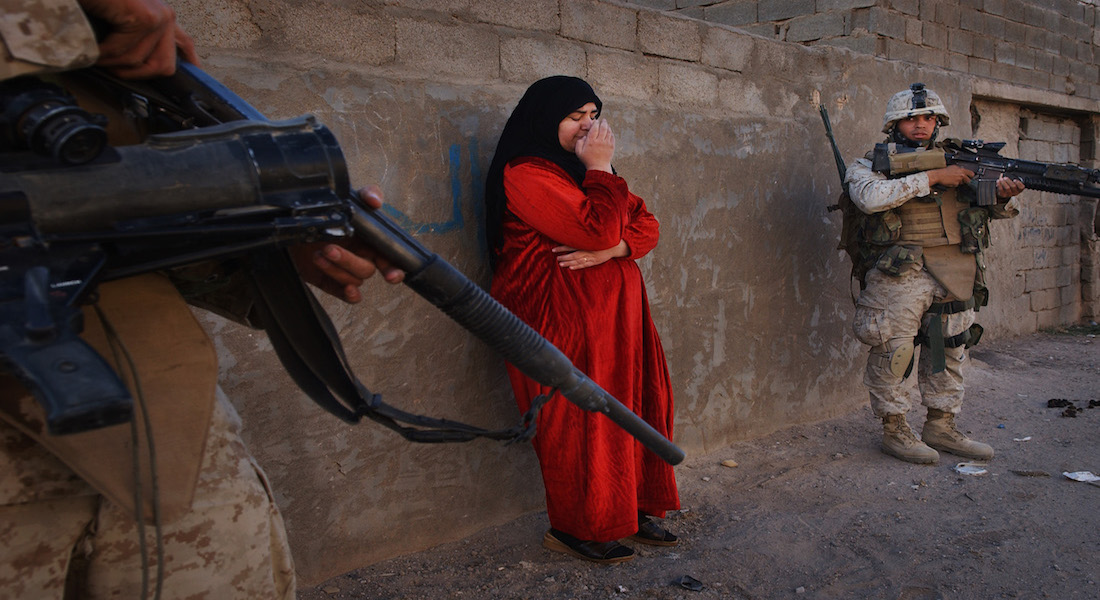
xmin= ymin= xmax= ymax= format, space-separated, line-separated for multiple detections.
xmin=947 ymin=52 xmax=969 ymax=73
xmin=1022 ymin=2 xmax=1049 ymax=28
xmin=1069 ymin=61 xmax=1099 ymax=87
xmin=632 ymin=0 xmax=678 ymax=10
xmin=904 ymin=16 xmax=922 ymax=45
xmin=947 ymin=29 xmax=973 ymax=55
xmin=381 ymin=0 xmax=468 ymax=13
xmin=958 ymin=6 xmax=981 ymax=32
xmin=500 ymin=36 xmax=588 ymax=83
xmin=1051 ymin=53 xmax=1069 ymax=76
xmin=922 ymin=22 xmax=948 ymax=49
xmin=638 ymin=11 xmax=703 ymax=61
xmin=1028 ymin=287 xmax=1061 ymax=311
xmin=740 ymin=23 xmax=782 ymax=39
xmin=1077 ymin=41 xmax=1095 ymax=64
xmin=818 ymin=0 xmax=877 ymax=11
xmin=921 ymin=46 xmax=949 ymax=69
xmin=658 ymin=61 xmax=719 ymax=107
xmin=1033 ymin=51 xmax=1053 ymax=74
xmin=1059 ymin=283 xmax=1079 ymax=307
xmin=174 ymin=0 xmax=258 ymax=49
xmin=469 ymin=0 xmax=559 ymax=31
xmin=786 ymin=11 xmax=848 ymax=43
xmin=702 ymin=26 xmax=755 ymax=72
xmin=972 ymin=37 xmax=995 ymax=61
xmin=1023 ymin=117 xmax=1064 ymax=144
xmin=817 ymin=32 xmax=882 ymax=55
xmin=1052 ymin=143 xmax=1074 ymax=164
xmin=561 ymin=0 xmax=638 ymax=51
xmin=977 ymin=12 xmax=1006 ymax=43
xmin=1059 ymin=35 xmax=1077 ymax=61
xmin=935 ymin=1 xmax=960 ymax=28
xmin=1056 ymin=265 xmax=1076 ymax=288
xmin=278 ymin=5 xmax=395 ymax=65
xmin=1062 ymin=244 xmax=1081 ymax=267
xmin=885 ymin=39 xmax=921 ymax=63
xmin=889 ymin=0 xmax=920 ymax=17
xmin=1024 ymin=267 xmax=1057 ymax=293
xmin=1024 ymin=25 xmax=1047 ymax=51
xmin=586 ymin=48 xmax=659 ymax=101
xmin=867 ymin=7 xmax=906 ymax=39
xmin=1033 ymin=307 xmax=1061 ymax=328
xmin=758 ymin=0 xmax=815 ymax=22
xmin=395 ymin=20 xmax=499 ymax=79
xmin=1032 ymin=247 xmax=1052 ymax=269
xmin=703 ymin=1 xmax=758 ymax=28
xmin=1057 ymin=224 xmax=1077 ymax=247
xmin=985 ymin=0 xmax=1006 ymax=17
xmin=1015 ymin=46 xmax=1036 ymax=70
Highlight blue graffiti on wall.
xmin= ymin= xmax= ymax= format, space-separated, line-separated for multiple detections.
xmin=380 ymin=140 xmax=486 ymax=257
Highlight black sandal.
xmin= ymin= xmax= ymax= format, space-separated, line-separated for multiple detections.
xmin=628 ymin=515 xmax=679 ymax=546
xmin=543 ymin=529 xmax=634 ymax=564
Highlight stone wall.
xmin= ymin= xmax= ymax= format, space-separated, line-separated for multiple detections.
xmin=654 ymin=0 xmax=1100 ymax=101
xmin=169 ymin=0 xmax=1100 ymax=585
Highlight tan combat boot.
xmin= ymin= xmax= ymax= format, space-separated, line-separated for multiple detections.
xmin=881 ymin=414 xmax=939 ymax=464
xmin=922 ymin=408 xmax=994 ymax=460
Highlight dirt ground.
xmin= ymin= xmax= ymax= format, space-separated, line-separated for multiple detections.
xmin=300 ymin=327 xmax=1099 ymax=600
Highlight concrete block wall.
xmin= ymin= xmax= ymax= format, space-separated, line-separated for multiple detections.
xmin=168 ymin=0 xmax=1100 ymax=585
xmin=667 ymin=0 xmax=1100 ymax=101
xmin=1016 ymin=111 xmax=1084 ymax=328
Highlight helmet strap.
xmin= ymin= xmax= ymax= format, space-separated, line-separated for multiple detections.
xmin=888 ymin=123 xmax=939 ymax=148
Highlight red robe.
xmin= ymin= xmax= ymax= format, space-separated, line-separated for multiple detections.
xmin=490 ymin=157 xmax=680 ymax=542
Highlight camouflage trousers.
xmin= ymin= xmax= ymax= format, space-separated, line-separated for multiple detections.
xmin=0 ymin=389 xmax=296 ymax=599
xmin=852 ymin=267 xmax=974 ymax=417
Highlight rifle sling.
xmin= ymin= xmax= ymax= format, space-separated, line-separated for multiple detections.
xmin=245 ymin=248 xmax=538 ymax=443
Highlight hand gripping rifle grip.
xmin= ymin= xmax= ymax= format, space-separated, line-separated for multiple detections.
xmin=348 ymin=203 xmax=686 ymax=466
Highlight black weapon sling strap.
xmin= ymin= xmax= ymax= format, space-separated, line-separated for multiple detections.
xmin=245 ymin=247 xmax=546 ymax=444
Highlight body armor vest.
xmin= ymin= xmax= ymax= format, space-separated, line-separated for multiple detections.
xmin=895 ymin=188 xmax=963 ymax=247
xmin=896 ymin=188 xmax=975 ymax=300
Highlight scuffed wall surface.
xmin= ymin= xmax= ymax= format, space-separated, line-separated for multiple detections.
xmin=169 ymin=0 xmax=1098 ymax=585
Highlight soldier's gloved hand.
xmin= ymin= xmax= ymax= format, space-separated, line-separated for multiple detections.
xmin=79 ymin=0 xmax=200 ymax=79
xmin=290 ymin=186 xmax=405 ymax=304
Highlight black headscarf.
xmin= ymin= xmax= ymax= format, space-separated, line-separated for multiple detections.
xmin=484 ymin=76 xmax=602 ymax=268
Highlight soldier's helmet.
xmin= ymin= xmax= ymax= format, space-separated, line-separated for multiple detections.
xmin=881 ymin=83 xmax=950 ymax=133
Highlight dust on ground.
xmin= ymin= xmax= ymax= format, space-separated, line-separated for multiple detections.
xmin=301 ymin=328 xmax=1099 ymax=600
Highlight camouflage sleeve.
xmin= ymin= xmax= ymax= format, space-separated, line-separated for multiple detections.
xmin=845 ymin=158 xmax=932 ymax=215
xmin=0 ymin=0 xmax=98 ymax=81
xmin=988 ymin=197 xmax=1021 ymax=220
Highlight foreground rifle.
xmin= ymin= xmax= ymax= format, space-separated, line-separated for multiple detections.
xmin=0 ymin=64 xmax=684 ymax=465
xmin=871 ymin=138 xmax=1100 ymax=205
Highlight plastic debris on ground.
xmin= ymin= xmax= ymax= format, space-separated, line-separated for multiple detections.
xmin=1062 ymin=471 xmax=1100 ymax=484
xmin=953 ymin=462 xmax=988 ymax=476
xmin=674 ymin=575 xmax=704 ymax=591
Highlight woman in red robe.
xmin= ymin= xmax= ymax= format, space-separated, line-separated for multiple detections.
xmin=485 ymin=76 xmax=680 ymax=563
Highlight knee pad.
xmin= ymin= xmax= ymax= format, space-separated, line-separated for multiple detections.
xmin=871 ymin=338 xmax=914 ymax=379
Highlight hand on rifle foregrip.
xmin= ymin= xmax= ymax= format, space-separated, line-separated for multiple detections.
xmin=995 ymin=175 xmax=1026 ymax=199
xmin=290 ymin=186 xmax=405 ymax=304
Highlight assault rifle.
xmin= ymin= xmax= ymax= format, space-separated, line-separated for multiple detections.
xmin=0 ymin=64 xmax=685 ymax=465
xmin=871 ymin=138 xmax=1100 ymax=205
